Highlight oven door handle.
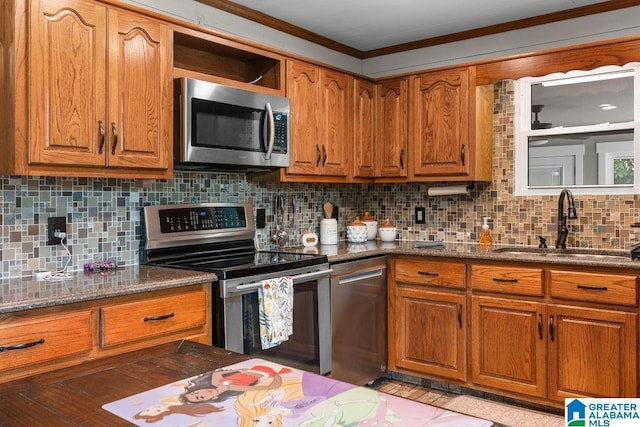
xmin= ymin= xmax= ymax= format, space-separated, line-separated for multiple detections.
xmin=234 ymin=269 xmax=333 ymax=291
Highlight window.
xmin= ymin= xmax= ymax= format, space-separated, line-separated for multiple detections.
xmin=513 ymin=64 xmax=640 ymax=195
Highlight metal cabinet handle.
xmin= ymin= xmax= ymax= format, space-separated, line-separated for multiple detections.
xmin=418 ymin=271 xmax=439 ymax=277
xmin=400 ymin=148 xmax=405 ymax=169
xmin=492 ymin=277 xmax=518 ymax=283
xmin=322 ymin=145 xmax=327 ymax=166
xmin=576 ymin=284 xmax=608 ymax=291
xmin=461 ymin=144 xmax=466 ymax=166
xmin=549 ymin=315 xmax=555 ymax=342
xmin=110 ymin=122 xmax=118 ymax=155
xmin=316 ymin=145 xmax=321 ymax=166
xmin=98 ymin=120 xmax=105 ymax=154
xmin=143 ymin=313 xmax=175 ymax=322
xmin=538 ymin=314 xmax=543 ymax=340
xmin=0 ymin=338 xmax=45 ymax=352
xmin=458 ymin=304 xmax=463 ymax=328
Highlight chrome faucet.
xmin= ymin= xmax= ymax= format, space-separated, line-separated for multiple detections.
xmin=555 ymin=188 xmax=577 ymax=249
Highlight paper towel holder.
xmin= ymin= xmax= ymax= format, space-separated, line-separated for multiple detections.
xmin=427 ymin=183 xmax=474 ymax=196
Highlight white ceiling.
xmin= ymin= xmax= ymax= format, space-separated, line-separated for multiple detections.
xmin=228 ymin=0 xmax=609 ymax=52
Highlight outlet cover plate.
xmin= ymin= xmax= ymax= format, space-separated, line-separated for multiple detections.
xmin=415 ymin=207 xmax=426 ymax=224
xmin=47 ymin=216 xmax=66 ymax=245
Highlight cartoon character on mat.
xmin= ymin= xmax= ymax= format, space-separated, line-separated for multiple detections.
xmin=234 ymin=372 xmax=354 ymax=427
xmin=133 ymin=401 xmax=223 ymax=423
xmin=297 ymin=387 xmax=403 ymax=426
xmin=180 ymin=365 xmax=290 ymax=404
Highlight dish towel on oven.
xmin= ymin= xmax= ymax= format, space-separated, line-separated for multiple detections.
xmin=258 ymin=276 xmax=294 ymax=350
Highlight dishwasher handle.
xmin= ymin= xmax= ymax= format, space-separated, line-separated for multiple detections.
xmin=337 ymin=268 xmax=385 ymax=285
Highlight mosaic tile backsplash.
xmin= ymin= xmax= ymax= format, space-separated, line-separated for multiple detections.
xmin=2 ymin=80 xmax=640 ymax=278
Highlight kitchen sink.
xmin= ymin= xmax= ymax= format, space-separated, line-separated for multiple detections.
xmin=492 ymin=247 xmax=630 ymax=261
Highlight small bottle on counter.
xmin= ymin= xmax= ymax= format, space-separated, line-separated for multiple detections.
xmin=479 ymin=216 xmax=493 ymax=246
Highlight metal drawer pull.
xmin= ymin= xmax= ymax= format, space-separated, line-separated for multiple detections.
xmin=549 ymin=316 xmax=555 ymax=342
xmin=111 ymin=122 xmax=118 ymax=155
xmin=98 ymin=120 xmax=105 ymax=154
xmin=458 ymin=304 xmax=463 ymax=328
xmin=493 ymin=277 xmax=518 ymax=283
xmin=0 ymin=338 xmax=45 ymax=352
xmin=576 ymin=284 xmax=608 ymax=291
xmin=144 ymin=313 xmax=175 ymax=322
xmin=418 ymin=271 xmax=439 ymax=277
xmin=538 ymin=314 xmax=543 ymax=340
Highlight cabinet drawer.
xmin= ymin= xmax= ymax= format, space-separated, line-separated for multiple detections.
xmin=471 ymin=265 xmax=543 ymax=296
xmin=550 ymin=271 xmax=637 ymax=306
xmin=101 ymin=290 xmax=206 ymax=347
xmin=394 ymin=259 xmax=465 ymax=288
xmin=0 ymin=311 xmax=92 ymax=370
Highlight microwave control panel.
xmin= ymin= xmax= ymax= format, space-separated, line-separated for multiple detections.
xmin=273 ymin=112 xmax=288 ymax=153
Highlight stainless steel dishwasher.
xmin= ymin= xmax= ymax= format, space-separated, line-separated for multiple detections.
xmin=330 ymin=256 xmax=387 ymax=385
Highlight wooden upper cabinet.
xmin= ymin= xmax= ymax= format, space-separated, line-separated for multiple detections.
xmin=411 ymin=68 xmax=470 ymax=177
xmin=106 ymin=8 xmax=171 ymax=170
xmin=375 ymin=78 xmax=408 ymax=178
xmin=285 ymin=60 xmax=350 ymax=179
xmin=285 ymin=60 xmax=320 ymax=176
xmin=29 ymin=0 xmax=107 ymax=168
xmin=353 ymin=78 xmax=375 ymax=178
xmin=25 ymin=0 xmax=171 ymax=178
xmin=410 ymin=66 xmax=493 ymax=182
xmin=319 ymin=69 xmax=351 ymax=177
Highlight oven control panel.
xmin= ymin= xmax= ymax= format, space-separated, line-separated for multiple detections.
xmin=159 ymin=206 xmax=247 ymax=232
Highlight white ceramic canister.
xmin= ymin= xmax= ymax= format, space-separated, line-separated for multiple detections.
xmin=361 ymin=211 xmax=378 ymax=241
xmin=320 ymin=218 xmax=338 ymax=245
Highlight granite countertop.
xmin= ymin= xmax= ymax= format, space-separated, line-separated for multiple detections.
xmin=3 ymin=241 xmax=638 ymax=314
xmin=309 ymin=240 xmax=640 ymax=270
xmin=0 ymin=265 xmax=217 ymax=314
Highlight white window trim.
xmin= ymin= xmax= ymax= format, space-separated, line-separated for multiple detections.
xmin=513 ymin=63 xmax=640 ymax=196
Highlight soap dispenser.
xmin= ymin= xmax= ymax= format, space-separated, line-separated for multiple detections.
xmin=479 ymin=217 xmax=492 ymax=246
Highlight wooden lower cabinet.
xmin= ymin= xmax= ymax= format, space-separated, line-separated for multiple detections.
xmin=471 ymin=296 xmax=637 ymax=402
xmin=471 ymin=296 xmax=547 ymax=398
xmin=548 ymin=304 xmax=637 ymax=400
xmin=391 ymin=286 xmax=466 ymax=381
xmin=0 ymin=284 xmax=210 ymax=384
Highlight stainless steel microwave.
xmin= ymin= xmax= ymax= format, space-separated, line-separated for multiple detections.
xmin=174 ymin=78 xmax=290 ymax=171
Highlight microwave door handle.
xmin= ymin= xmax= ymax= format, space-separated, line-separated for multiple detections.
xmin=263 ymin=102 xmax=275 ymax=160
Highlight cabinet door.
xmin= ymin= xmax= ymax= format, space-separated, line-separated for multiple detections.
xmin=319 ymin=69 xmax=351 ymax=176
xmin=411 ymin=68 xmax=470 ymax=177
xmin=375 ymin=78 xmax=408 ymax=178
xmin=107 ymin=9 xmax=171 ymax=170
xmin=548 ymin=304 xmax=637 ymax=400
xmin=353 ymin=78 xmax=375 ymax=178
xmin=28 ymin=0 xmax=107 ymax=167
xmin=286 ymin=60 xmax=321 ymax=175
xmin=471 ymin=296 xmax=547 ymax=398
xmin=393 ymin=287 xmax=466 ymax=381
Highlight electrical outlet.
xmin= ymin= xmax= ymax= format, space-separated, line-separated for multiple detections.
xmin=415 ymin=207 xmax=426 ymax=224
xmin=47 ymin=216 xmax=67 ymax=245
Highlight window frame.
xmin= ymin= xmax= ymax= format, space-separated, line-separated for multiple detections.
xmin=513 ymin=63 xmax=640 ymax=196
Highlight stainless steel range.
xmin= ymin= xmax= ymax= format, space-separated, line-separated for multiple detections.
xmin=143 ymin=203 xmax=332 ymax=374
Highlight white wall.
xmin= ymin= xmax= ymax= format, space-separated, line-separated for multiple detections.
xmin=124 ymin=0 xmax=640 ymax=78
